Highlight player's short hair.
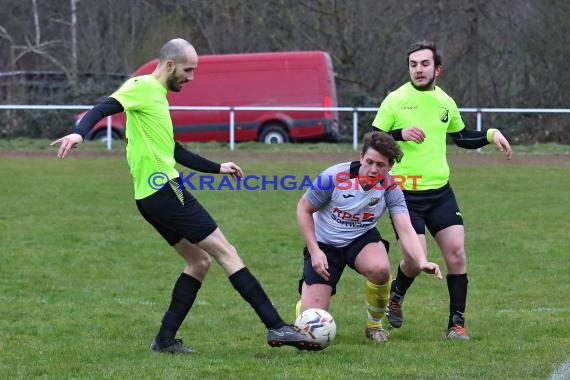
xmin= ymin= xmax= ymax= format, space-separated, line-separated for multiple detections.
xmin=158 ymin=38 xmax=193 ymax=64
xmin=407 ymin=40 xmax=442 ymax=67
xmin=361 ymin=131 xmax=403 ymax=164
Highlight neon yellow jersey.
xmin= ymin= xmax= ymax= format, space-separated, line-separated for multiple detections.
xmin=372 ymin=82 xmax=465 ymax=191
xmin=111 ymin=75 xmax=179 ymax=200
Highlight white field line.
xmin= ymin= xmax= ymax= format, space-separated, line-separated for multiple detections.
xmin=550 ymin=358 xmax=570 ymax=380
xmin=495 ymin=307 xmax=569 ymax=379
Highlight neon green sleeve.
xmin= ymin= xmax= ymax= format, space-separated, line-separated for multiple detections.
xmin=110 ymin=77 xmax=148 ymax=111
xmin=446 ymin=99 xmax=465 ymax=133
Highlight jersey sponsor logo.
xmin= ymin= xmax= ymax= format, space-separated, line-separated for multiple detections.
xmin=401 ymin=105 xmax=418 ymax=110
xmin=362 ymin=212 xmax=375 ymax=222
xmin=331 ymin=207 xmax=375 ymax=223
xmin=342 ymin=194 xmax=355 ymax=198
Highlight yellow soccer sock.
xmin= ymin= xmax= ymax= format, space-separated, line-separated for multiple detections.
xmin=295 ymin=300 xmax=302 ymax=318
xmin=366 ymin=279 xmax=391 ymax=329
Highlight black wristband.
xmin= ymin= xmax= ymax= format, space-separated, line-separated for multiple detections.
xmin=388 ymin=129 xmax=404 ymax=141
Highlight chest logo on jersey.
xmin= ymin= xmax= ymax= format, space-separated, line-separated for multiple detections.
xmin=368 ymin=197 xmax=380 ymax=206
xmin=440 ymin=108 xmax=449 ymax=123
xmin=332 ymin=207 xmax=375 ymax=222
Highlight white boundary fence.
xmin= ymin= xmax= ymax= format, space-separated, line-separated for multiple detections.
xmin=1 ymin=104 xmax=569 ymax=151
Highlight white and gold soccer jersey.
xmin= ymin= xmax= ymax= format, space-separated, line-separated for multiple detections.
xmin=306 ymin=161 xmax=408 ymax=247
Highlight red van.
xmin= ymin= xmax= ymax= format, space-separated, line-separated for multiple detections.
xmin=80 ymin=51 xmax=339 ymax=143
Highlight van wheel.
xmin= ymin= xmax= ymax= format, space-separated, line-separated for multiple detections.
xmin=259 ymin=125 xmax=289 ymax=144
xmin=91 ymin=129 xmax=121 ymax=142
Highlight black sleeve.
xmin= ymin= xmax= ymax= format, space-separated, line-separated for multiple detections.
xmin=173 ymin=141 xmax=221 ymax=173
xmin=73 ymin=97 xmax=124 ymax=138
xmin=449 ymin=128 xmax=489 ymax=149
xmin=378 ymin=128 xmax=404 ymax=141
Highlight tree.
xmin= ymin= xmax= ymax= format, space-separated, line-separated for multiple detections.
xmin=0 ymin=0 xmax=568 ymax=141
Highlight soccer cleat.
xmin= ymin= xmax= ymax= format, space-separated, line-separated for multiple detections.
xmin=445 ymin=325 xmax=470 ymax=341
xmin=267 ymin=324 xmax=323 ymax=351
xmin=365 ymin=326 xmax=389 ymax=343
xmin=386 ymin=291 xmax=404 ymax=328
xmin=150 ymin=338 xmax=196 ymax=354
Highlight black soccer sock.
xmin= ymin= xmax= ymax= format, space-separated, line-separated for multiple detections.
xmin=229 ymin=267 xmax=286 ymax=330
xmin=447 ymin=273 xmax=468 ymax=328
xmin=156 ymin=272 xmax=201 ymax=346
xmin=391 ymin=264 xmax=416 ymax=296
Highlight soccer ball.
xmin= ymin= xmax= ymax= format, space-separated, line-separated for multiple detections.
xmin=294 ymin=308 xmax=337 ymax=347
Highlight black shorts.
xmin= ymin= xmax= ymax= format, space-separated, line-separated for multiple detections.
xmin=298 ymin=228 xmax=389 ymax=296
xmin=401 ymin=183 xmax=463 ymax=237
xmin=135 ymin=179 xmax=218 ymax=246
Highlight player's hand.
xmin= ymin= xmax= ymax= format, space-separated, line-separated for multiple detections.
xmin=220 ymin=162 xmax=244 ymax=180
xmin=51 ymin=133 xmax=84 ymax=158
xmin=420 ymin=261 xmax=442 ymax=280
xmin=492 ymin=130 xmax=512 ymax=160
xmin=402 ymin=127 xmax=426 ymax=144
xmin=309 ymin=248 xmax=330 ymax=281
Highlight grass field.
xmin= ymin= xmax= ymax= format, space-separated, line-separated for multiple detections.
xmin=1 ymin=142 xmax=569 ymax=379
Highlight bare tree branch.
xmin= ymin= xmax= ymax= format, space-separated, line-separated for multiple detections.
xmin=0 ymin=24 xmax=14 ymax=43
xmin=31 ymin=0 xmax=40 ymax=46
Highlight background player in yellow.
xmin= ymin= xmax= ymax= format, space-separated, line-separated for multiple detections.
xmin=372 ymin=41 xmax=511 ymax=340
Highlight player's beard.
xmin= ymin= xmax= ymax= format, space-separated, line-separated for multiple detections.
xmin=411 ymin=72 xmax=436 ymax=91
xmin=166 ymin=72 xmax=183 ymax=92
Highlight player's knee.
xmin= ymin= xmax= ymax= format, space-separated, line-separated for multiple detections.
xmin=444 ymin=247 xmax=466 ymax=267
xmin=203 ymin=254 xmax=214 ymax=270
xmin=194 ymin=253 xmax=213 ymax=274
xmin=364 ymin=265 xmax=391 ymax=285
xmin=401 ymin=257 xmax=422 ymax=277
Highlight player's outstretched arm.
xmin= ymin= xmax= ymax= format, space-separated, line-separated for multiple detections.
xmin=173 ymin=141 xmax=224 ymax=174
xmin=490 ymin=129 xmax=512 ymax=160
xmin=51 ymin=97 xmax=124 ymax=159
xmin=51 ymin=133 xmax=84 ymax=158
xmin=450 ymin=128 xmax=512 ymax=160
xmin=220 ymin=162 xmax=244 ymax=180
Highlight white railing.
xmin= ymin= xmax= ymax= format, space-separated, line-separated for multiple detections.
xmin=1 ymin=104 xmax=569 ymax=151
